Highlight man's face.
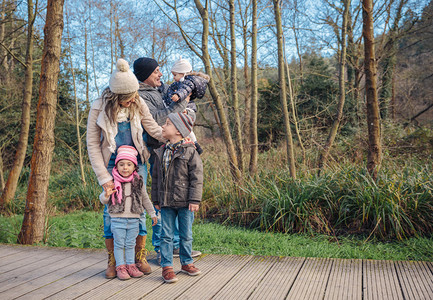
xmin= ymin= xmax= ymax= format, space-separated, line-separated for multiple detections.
xmin=144 ymin=66 xmax=162 ymax=87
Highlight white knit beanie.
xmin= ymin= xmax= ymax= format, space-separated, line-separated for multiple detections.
xmin=109 ymin=58 xmax=139 ymax=94
xmin=171 ymin=57 xmax=192 ymax=74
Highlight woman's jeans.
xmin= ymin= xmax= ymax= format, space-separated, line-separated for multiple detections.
xmin=103 ymin=162 xmax=148 ymax=239
xmin=111 ymin=218 xmax=139 ymax=267
xmin=160 ymin=207 xmax=194 ymax=268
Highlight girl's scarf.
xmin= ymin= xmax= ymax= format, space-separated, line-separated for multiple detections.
xmin=111 ymin=167 xmax=138 ymax=205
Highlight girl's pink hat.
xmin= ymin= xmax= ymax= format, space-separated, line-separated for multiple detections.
xmin=115 ymin=145 xmax=138 ymax=165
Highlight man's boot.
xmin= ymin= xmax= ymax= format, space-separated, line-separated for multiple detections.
xmin=105 ymin=238 xmax=116 ymax=279
xmin=135 ymin=235 xmax=152 ymax=274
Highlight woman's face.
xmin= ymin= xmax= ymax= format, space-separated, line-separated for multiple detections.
xmin=119 ymin=93 xmax=136 ymax=108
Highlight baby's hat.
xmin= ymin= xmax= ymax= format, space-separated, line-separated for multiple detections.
xmin=171 ymin=57 xmax=192 ymax=74
xmin=115 ymin=145 xmax=138 ymax=165
xmin=168 ymin=112 xmax=195 ymax=138
xmin=109 ymin=59 xmax=139 ymax=94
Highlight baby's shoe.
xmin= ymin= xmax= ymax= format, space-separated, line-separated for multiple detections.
xmin=194 ymin=141 xmax=204 ymax=155
xmin=116 ymin=265 xmax=131 ymax=280
xmin=127 ymin=264 xmax=144 ymax=278
xmin=162 ymin=266 xmax=178 ymax=283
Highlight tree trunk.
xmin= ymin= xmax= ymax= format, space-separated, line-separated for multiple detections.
xmin=242 ymin=20 xmax=251 ymax=146
xmin=193 ymin=0 xmax=241 ymax=181
xmin=66 ymin=6 xmax=86 ymax=185
xmin=249 ymin=0 xmax=258 ymax=175
xmin=229 ymin=0 xmax=244 ymax=172
xmin=362 ymin=0 xmax=382 ymax=180
xmin=273 ymin=0 xmax=296 ymax=178
xmin=0 ymin=148 xmax=4 ymax=192
xmin=379 ymin=0 xmax=407 ymax=120
xmin=18 ymin=0 xmax=65 ymax=244
xmin=0 ymin=0 xmax=36 ymax=208
xmin=318 ymin=0 xmax=351 ymax=173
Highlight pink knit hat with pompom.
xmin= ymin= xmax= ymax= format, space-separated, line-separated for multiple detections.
xmin=115 ymin=145 xmax=138 ymax=166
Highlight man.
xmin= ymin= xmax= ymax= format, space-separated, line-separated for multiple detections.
xmin=133 ymin=57 xmax=202 ymax=264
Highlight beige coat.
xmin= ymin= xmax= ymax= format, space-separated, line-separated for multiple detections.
xmin=87 ymin=96 xmax=165 ymax=186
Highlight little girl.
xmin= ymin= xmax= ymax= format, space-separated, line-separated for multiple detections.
xmin=163 ymin=57 xmax=210 ymax=154
xmin=100 ymin=145 xmax=158 ymax=280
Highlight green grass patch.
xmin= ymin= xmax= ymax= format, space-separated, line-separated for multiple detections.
xmin=0 ymin=211 xmax=431 ymax=261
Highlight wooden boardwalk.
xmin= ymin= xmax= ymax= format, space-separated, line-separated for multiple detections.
xmin=0 ymin=244 xmax=432 ymax=300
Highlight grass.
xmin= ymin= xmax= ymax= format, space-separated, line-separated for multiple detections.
xmin=1 ymin=211 xmax=432 ymax=262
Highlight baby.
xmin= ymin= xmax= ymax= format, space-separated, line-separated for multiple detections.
xmin=163 ymin=57 xmax=210 ymax=154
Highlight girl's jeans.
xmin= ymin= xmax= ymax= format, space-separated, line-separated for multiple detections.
xmin=160 ymin=207 xmax=194 ymax=268
xmin=111 ymin=217 xmax=139 ymax=267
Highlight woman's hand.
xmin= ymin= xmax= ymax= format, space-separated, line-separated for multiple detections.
xmin=102 ymin=181 xmax=115 ymax=194
xmin=152 ymin=216 xmax=158 ymax=226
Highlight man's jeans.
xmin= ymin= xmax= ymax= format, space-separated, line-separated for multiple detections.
xmin=160 ymin=207 xmax=194 ymax=268
xmin=111 ymin=217 xmax=139 ymax=267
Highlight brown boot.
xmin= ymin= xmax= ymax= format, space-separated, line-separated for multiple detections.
xmin=105 ymin=238 xmax=116 ymax=279
xmin=135 ymin=235 xmax=152 ymax=274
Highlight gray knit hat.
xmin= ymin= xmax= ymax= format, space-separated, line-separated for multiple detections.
xmin=168 ymin=112 xmax=195 ymax=138
xmin=109 ymin=59 xmax=139 ymax=94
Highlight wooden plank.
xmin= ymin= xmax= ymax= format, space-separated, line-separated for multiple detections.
xmin=324 ymin=259 xmax=362 ymax=300
xmin=248 ymin=256 xmax=305 ymax=300
xmin=17 ymin=259 xmax=106 ymax=300
xmin=0 ymin=246 xmax=61 ymax=272
xmin=75 ymin=253 xmax=167 ymax=300
xmin=395 ymin=260 xmax=433 ymax=300
xmin=173 ymin=255 xmax=252 ymax=299
xmin=363 ymin=260 xmax=404 ymax=300
xmin=0 ymin=244 xmax=25 ymax=258
xmin=135 ymin=254 xmax=221 ymax=300
xmin=0 ymin=248 xmax=80 ymax=284
xmin=287 ymin=257 xmax=333 ymax=300
xmin=211 ymin=256 xmax=278 ymax=300
xmin=0 ymin=252 xmax=103 ymax=299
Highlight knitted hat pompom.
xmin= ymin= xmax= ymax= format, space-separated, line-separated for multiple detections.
xmin=116 ymin=58 xmax=129 ymax=72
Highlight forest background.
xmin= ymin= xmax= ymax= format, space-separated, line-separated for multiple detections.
xmin=0 ymin=0 xmax=432 ymax=253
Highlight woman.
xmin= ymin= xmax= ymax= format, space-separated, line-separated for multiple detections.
xmin=87 ymin=58 xmax=165 ymax=279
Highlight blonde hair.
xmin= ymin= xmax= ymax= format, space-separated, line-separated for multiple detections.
xmin=102 ymin=87 xmax=140 ymax=124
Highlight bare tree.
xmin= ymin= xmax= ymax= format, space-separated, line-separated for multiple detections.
xmin=318 ymin=0 xmax=351 ymax=173
xmin=1 ymin=0 xmax=38 ymax=208
xmin=273 ymin=0 xmax=296 ymax=178
xmin=249 ymin=0 xmax=258 ymax=174
xmin=230 ymin=0 xmax=244 ymax=172
xmin=18 ymin=0 xmax=65 ymax=244
xmin=362 ymin=0 xmax=382 ymax=180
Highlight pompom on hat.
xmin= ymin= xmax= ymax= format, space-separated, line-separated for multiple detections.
xmin=133 ymin=57 xmax=159 ymax=82
xmin=171 ymin=57 xmax=192 ymax=74
xmin=168 ymin=112 xmax=195 ymax=138
xmin=109 ymin=59 xmax=139 ymax=94
xmin=115 ymin=145 xmax=138 ymax=166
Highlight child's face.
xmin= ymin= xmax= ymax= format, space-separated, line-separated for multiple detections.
xmin=162 ymin=118 xmax=180 ymax=140
xmin=172 ymin=72 xmax=184 ymax=82
xmin=116 ymin=159 xmax=136 ymax=177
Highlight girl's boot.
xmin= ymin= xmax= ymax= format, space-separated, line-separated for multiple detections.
xmin=135 ymin=235 xmax=151 ymax=274
xmin=105 ymin=238 xmax=116 ymax=279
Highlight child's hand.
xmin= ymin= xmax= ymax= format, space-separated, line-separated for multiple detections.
xmin=155 ymin=204 xmax=160 ymax=210
xmin=152 ymin=216 xmax=158 ymax=226
xmin=189 ymin=203 xmax=199 ymax=212
xmin=105 ymin=188 xmax=116 ymax=197
xmin=102 ymin=181 xmax=115 ymax=193
xmin=171 ymin=94 xmax=180 ymax=102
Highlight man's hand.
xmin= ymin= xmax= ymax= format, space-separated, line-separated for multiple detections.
xmin=189 ymin=203 xmax=199 ymax=212
xmin=184 ymin=93 xmax=192 ymax=103
xmin=171 ymin=94 xmax=180 ymax=102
